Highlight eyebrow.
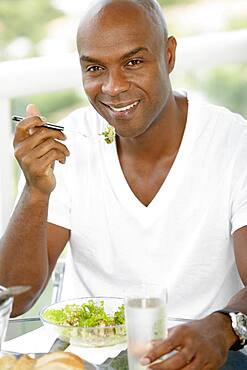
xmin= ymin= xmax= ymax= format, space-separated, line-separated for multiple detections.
xmin=80 ymin=47 xmax=149 ymax=64
xmin=121 ymin=47 xmax=149 ymax=60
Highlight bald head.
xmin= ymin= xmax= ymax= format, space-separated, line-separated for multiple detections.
xmin=77 ymin=0 xmax=168 ymax=46
xmin=134 ymin=0 xmax=168 ymax=39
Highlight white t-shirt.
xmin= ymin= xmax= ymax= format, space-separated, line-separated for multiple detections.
xmin=48 ymin=91 xmax=247 ymax=319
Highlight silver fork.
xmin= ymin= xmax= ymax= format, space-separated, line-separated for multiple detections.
xmin=64 ymin=128 xmax=101 ymax=139
xmin=12 ymin=116 xmax=101 ymax=139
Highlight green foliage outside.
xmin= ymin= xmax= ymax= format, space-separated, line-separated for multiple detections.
xmin=172 ymin=65 xmax=247 ymax=119
xmin=158 ymin=0 xmax=193 ymax=6
xmin=0 ymin=0 xmax=63 ymax=59
xmin=199 ymin=66 xmax=247 ymax=119
xmin=226 ymin=15 xmax=247 ymax=32
xmin=11 ymin=90 xmax=85 ymax=124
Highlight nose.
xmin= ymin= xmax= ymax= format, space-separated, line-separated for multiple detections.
xmin=101 ymin=69 xmax=129 ymax=96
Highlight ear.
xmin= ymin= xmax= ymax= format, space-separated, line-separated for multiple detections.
xmin=166 ymin=36 xmax=177 ymax=73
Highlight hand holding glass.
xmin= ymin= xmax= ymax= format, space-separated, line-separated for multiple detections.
xmin=125 ymin=284 xmax=168 ymax=370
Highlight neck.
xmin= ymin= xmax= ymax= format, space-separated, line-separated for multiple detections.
xmin=117 ymin=92 xmax=188 ymax=162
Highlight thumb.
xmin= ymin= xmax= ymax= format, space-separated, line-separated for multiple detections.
xmin=26 ymin=103 xmax=41 ymax=118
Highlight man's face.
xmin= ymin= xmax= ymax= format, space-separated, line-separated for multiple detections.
xmin=77 ymin=1 xmax=176 ymax=139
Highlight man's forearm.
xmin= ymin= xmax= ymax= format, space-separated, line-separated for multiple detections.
xmin=0 ymin=185 xmax=50 ymax=316
xmin=210 ymin=286 xmax=247 ymax=350
xmin=225 ymin=286 xmax=247 ymax=315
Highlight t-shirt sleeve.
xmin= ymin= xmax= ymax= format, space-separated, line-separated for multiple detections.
xmin=48 ymin=160 xmax=71 ymax=230
xmin=231 ymin=130 xmax=247 ymax=234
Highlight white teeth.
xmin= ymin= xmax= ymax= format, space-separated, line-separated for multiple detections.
xmin=110 ymin=101 xmax=138 ymax=112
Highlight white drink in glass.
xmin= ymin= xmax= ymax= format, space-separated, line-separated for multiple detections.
xmin=125 ymin=286 xmax=167 ymax=370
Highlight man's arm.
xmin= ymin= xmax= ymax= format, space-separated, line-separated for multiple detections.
xmin=0 ymin=105 xmax=70 ymax=316
xmin=0 ymin=189 xmax=69 ymax=316
xmin=141 ymin=227 xmax=247 ymax=369
xmin=232 ymin=226 xmax=247 ymax=289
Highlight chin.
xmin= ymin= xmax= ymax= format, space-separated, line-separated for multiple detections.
xmin=116 ymin=126 xmax=148 ymax=139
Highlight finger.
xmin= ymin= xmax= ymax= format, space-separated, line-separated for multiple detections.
xmin=26 ymin=103 xmax=40 ymax=117
xmin=14 ymin=116 xmax=45 ymax=143
xmin=27 ymin=127 xmax=67 ymax=149
xmin=24 ymin=148 xmax=67 ymax=178
xmin=128 ymin=341 xmax=153 ymax=359
xmin=180 ymin=355 xmax=205 ymax=370
xmin=25 ymin=104 xmax=49 ymax=135
xmin=37 ymin=149 xmax=68 ymax=170
xmin=147 ymin=349 xmax=196 ymax=370
xmin=30 ymin=138 xmax=70 ymax=160
xmin=14 ymin=124 xmax=66 ymax=149
xmin=140 ymin=325 xmax=192 ymax=366
xmin=142 ymin=334 xmax=180 ymax=365
xmin=148 ymin=354 xmax=202 ymax=370
xmin=19 ymin=142 xmax=69 ymax=171
xmin=14 ymin=135 xmax=68 ymax=168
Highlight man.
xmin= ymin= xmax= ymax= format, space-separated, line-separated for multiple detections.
xmin=1 ymin=0 xmax=247 ymax=368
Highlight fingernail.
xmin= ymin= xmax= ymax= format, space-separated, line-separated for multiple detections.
xmin=146 ymin=341 xmax=154 ymax=351
xmin=140 ymin=357 xmax=151 ymax=366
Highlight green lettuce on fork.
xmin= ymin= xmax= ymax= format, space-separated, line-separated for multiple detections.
xmin=100 ymin=125 xmax=116 ymax=144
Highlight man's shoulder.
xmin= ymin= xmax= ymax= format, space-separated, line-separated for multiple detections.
xmin=204 ymin=102 xmax=246 ymax=125
xmin=206 ymin=103 xmax=247 ymax=144
xmin=187 ymin=91 xmax=247 ymax=133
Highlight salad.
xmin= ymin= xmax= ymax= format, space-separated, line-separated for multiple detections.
xmin=101 ymin=125 xmax=116 ymax=144
xmin=43 ymin=299 xmax=125 ymax=327
xmin=41 ymin=299 xmax=126 ymax=347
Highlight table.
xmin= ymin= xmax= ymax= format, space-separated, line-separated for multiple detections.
xmin=6 ymin=316 xmax=42 ymax=341
xmin=3 ymin=317 xmax=247 ymax=369
xmin=3 ymin=316 xmax=127 ymax=366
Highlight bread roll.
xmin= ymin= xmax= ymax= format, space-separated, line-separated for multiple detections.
xmin=12 ymin=354 xmax=36 ymax=370
xmin=0 ymin=354 xmax=17 ymax=370
xmin=0 ymin=352 xmax=84 ymax=370
xmin=35 ymin=352 xmax=84 ymax=369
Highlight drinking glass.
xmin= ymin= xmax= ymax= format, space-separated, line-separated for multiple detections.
xmin=125 ymin=283 xmax=168 ymax=370
xmin=0 ymin=286 xmax=13 ymax=350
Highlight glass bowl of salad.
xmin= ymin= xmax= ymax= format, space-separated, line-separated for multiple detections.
xmin=39 ymin=297 xmax=126 ymax=347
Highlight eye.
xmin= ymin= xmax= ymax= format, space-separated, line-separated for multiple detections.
xmin=126 ymin=59 xmax=143 ymax=66
xmin=86 ymin=65 xmax=104 ymax=72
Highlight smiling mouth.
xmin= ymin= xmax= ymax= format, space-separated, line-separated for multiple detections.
xmin=103 ymin=100 xmax=139 ymax=113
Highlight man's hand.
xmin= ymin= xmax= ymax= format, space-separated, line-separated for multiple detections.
xmin=13 ymin=104 xmax=70 ymax=196
xmin=140 ymin=314 xmax=237 ymax=369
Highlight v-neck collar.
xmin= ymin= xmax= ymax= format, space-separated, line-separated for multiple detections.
xmin=101 ymin=91 xmax=201 ymax=226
